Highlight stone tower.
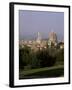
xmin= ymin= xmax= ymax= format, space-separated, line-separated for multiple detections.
xmin=36 ymin=32 xmax=41 ymax=44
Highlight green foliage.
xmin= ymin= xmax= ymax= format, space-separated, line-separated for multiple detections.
xmin=36 ymin=49 xmax=56 ymax=67
xmin=55 ymin=49 xmax=64 ymax=65
xmin=19 ymin=46 xmax=64 ymax=70
xmin=19 ymin=46 xmax=31 ymax=69
xmin=19 ymin=46 xmax=41 ymax=70
xmin=30 ymin=53 xmax=40 ymax=69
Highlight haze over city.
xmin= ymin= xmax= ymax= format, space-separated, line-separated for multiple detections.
xmin=19 ymin=10 xmax=64 ymax=41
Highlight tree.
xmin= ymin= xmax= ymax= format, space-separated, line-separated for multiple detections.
xmin=30 ymin=52 xmax=40 ymax=69
xmin=19 ymin=46 xmax=31 ymax=69
xmin=55 ymin=49 xmax=64 ymax=65
xmin=36 ymin=49 xmax=56 ymax=67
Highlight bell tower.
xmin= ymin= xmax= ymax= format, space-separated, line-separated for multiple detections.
xmin=36 ymin=32 xmax=41 ymax=44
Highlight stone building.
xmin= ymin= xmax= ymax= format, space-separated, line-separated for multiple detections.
xmin=48 ymin=32 xmax=57 ymax=48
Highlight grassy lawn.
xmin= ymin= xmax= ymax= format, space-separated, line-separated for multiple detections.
xmin=19 ymin=65 xmax=64 ymax=79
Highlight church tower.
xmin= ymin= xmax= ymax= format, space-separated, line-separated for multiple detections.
xmin=36 ymin=32 xmax=41 ymax=44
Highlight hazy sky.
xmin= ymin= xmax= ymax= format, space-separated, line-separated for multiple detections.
xmin=19 ymin=10 xmax=64 ymax=41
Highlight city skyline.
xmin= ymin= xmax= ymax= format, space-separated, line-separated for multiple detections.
xmin=19 ymin=10 xmax=64 ymax=41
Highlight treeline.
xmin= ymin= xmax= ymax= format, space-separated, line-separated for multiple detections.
xmin=19 ymin=46 xmax=64 ymax=70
